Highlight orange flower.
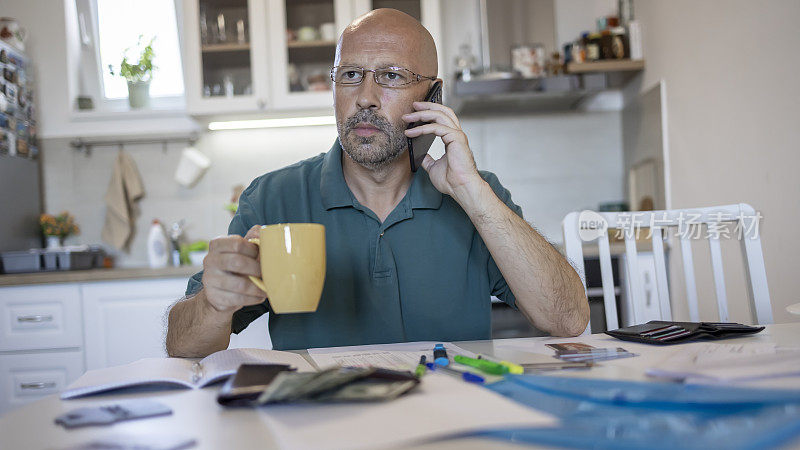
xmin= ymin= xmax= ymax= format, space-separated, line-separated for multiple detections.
xmin=40 ymin=212 xmax=80 ymax=238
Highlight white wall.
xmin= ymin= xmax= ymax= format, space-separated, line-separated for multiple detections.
xmin=554 ymin=0 xmax=616 ymax=49
xmin=467 ymin=112 xmax=624 ymax=242
xmin=41 ymin=126 xmax=338 ymax=266
xmin=633 ymin=0 xmax=800 ymax=324
xmin=42 ymin=109 xmax=624 ymax=266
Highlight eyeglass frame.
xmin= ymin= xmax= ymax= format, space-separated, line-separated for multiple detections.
xmin=329 ymin=65 xmax=437 ymax=87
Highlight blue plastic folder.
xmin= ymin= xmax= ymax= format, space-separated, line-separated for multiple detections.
xmin=480 ymin=375 xmax=800 ymax=450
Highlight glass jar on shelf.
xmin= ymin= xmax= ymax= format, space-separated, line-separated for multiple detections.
xmin=198 ymin=0 xmax=252 ymax=98
xmin=283 ymin=0 xmax=336 ymax=93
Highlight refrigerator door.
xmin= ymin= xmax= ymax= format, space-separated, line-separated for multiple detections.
xmin=0 ymin=154 xmax=42 ymax=252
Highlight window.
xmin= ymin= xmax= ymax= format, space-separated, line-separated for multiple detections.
xmin=95 ymin=0 xmax=184 ymax=100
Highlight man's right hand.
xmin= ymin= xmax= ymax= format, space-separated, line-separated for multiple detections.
xmin=200 ymin=225 xmax=266 ymax=313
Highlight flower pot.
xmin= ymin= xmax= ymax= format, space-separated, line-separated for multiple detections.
xmin=45 ymin=235 xmax=63 ymax=249
xmin=127 ymin=80 xmax=151 ymax=108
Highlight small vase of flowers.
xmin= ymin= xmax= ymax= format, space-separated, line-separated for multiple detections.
xmin=40 ymin=212 xmax=80 ymax=249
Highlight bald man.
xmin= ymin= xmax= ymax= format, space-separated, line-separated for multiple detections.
xmin=166 ymin=9 xmax=589 ymax=355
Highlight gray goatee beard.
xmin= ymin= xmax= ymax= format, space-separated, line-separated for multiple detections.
xmin=338 ymin=110 xmax=407 ymax=170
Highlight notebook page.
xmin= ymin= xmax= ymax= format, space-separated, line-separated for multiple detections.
xmin=198 ymin=348 xmax=316 ymax=386
xmin=61 ymin=358 xmax=195 ymax=399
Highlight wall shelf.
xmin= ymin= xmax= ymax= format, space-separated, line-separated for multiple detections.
xmin=451 ymin=61 xmax=645 ymax=115
xmin=287 ymin=39 xmax=337 ymax=49
xmin=566 ymin=59 xmax=645 ymax=74
xmin=201 ymin=43 xmax=251 ymax=53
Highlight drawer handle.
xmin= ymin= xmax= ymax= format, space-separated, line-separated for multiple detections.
xmin=16 ymin=314 xmax=54 ymax=323
xmin=20 ymin=381 xmax=57 ymax=390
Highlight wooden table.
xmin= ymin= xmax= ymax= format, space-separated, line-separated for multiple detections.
xmin=2 ymin=323 xmax=798 ymax=449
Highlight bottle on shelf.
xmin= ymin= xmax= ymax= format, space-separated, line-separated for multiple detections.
xmin=147 ymin=219 xmax=169 ymax=269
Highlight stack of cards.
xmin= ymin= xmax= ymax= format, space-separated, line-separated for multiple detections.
xmin=546 ymin=343 xmax=637 ymax=363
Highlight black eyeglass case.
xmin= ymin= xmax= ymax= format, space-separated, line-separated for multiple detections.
xmin=605 ymin=320 xmax=764 ymax=345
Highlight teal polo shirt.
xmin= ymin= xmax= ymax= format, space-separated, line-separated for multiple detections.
xmin=186 ymin=139 xmax=523 ymax=350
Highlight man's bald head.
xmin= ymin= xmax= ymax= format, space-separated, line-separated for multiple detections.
xmin=332 ymin=9 xmax=441 ymax=171
xmin=335 ymin=8 xmax=437 ymax=77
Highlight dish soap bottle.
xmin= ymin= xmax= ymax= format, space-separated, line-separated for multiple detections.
xmin=147 ymin=219 xmax=169 ymax=268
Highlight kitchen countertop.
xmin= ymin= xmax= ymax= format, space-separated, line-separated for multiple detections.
xmin=0 ymin=266 xmax=201 ymax=287
xmin=554 ymin=239 xmax=669 ymax=258
xmin=1 ymin=239 xmax=666 ymax=287
xmin=581 ymin=239 xmax=669 ymax=258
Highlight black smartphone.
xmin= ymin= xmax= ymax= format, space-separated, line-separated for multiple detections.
xmin=217 ymin=363 xmax=293 ymax=406
xmin=407 ymin=80 xmax=443 ymax=172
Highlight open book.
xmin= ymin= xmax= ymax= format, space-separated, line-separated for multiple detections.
xmin=61 ymin=348 xmax=316 ymax=399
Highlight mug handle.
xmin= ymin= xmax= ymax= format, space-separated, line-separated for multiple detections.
xmin=247 ymin=238 xmax=269 ymax=294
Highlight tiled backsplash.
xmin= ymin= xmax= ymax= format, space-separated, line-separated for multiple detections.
xmin=41 ymin=111 xmax=623 ymax=267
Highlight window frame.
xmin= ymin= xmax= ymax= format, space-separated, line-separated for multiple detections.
xmin=73 ymin=0 xmax=186 ymax=113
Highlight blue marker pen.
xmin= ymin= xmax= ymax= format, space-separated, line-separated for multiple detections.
xmin=425 ymin=362 xmax=484 ymax=384
xmin=433 ymin=343 xmax=449 ymax=366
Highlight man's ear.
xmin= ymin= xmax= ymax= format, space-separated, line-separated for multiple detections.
xmin=424 ymin=78 xmax=443 ymax=97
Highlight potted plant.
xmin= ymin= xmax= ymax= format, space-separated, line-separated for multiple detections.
xmin=40 ymin=211 xmax=80 ymax=249
xmin=109 ymin=35 xmax=155 ymax=108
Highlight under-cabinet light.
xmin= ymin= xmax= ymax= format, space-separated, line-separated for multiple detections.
xmin=207 ymin=116 xmax=337 ymax=130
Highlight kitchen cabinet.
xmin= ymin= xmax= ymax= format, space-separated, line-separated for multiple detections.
xmin=621 ymin=252 xmax=662 ymax=326
xmin=81 ymin=279 xmax=187 ymax=370
xmin=266 ymin=0 xmax=352 ymax=110
xmin=0 ymin=350 xmax=84 ymax=414
xmin=583 ymin=251 xmax=664 ymax=333
xmin=181 ymin=0 xmax=271 ymax=115
xmin=181 ymin=0 xmax=443 ymax=115
xmin=0 ymin=283 xmax=84 ymax=415
xmin=0 ymin=284 xmax=82 ymax=353
xmin=0 ymin=284 xmax=84 ymax=414
xmin=0 ymin=274 xmax=271 ymax=415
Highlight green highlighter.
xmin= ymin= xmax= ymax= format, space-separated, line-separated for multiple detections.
xmin=415 ymin=355 xmax=427 ymax=378
xmin=454 ymin=355 xmax=509 ymax=375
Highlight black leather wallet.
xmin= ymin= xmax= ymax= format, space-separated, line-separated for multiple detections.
xmin=605 ymin=320 xmax=764 ymax=345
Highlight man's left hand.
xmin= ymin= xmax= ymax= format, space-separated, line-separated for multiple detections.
xmin=403 ymin=101 xmax=483 ymax=198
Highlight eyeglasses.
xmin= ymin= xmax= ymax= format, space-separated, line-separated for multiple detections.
xmin=330 ymin=65 xmax=436 ymax=88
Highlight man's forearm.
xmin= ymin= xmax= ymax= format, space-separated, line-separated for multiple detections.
xmin=453 ymin=180 xmax=590 ymax=336
xmin=166 ymin=289 xmax=234 ymax=357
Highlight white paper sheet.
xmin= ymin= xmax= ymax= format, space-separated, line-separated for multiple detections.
xmin=646 ymin=342 xmax=800 ymax=384
xmin=258 ymin=372 xmax=557 ymax=449
xmin=307 ymin=341 xmax=476 ymax=371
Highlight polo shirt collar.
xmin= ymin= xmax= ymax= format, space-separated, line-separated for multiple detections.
xmin=320 ymin=139 xmax=354 ymax=210
xmin=407 ymin=166 xmax=443 ymax=210
xmin=320 ymin=138 xmax=443 ymax=211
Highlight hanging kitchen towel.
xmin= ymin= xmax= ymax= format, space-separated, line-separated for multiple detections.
xmin=102 ymin=150 xmax=144 ymax=250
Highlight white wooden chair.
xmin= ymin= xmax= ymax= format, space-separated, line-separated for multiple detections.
xmin=562 ymin=204 xmax=773 ymax=335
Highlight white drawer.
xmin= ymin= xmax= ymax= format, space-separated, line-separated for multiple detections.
xmin=0 ymin=350 xmax=85 ymax=415
xmin=0 ymin=284 xmax=83 ymax=351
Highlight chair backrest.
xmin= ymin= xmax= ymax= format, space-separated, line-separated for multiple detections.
xmin=562 ymin=203 xmax=773 ymax=335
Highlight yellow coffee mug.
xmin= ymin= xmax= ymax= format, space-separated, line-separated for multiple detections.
xmin=247 ymin=223 xmax=326 ymax=314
